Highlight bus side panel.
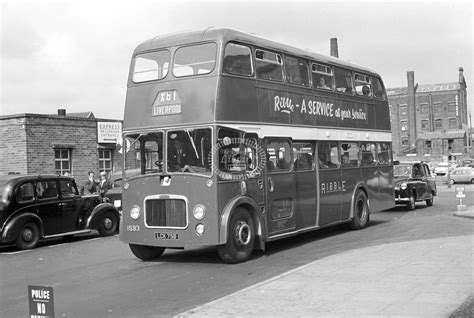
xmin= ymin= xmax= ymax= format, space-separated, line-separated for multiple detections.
xmin=318 ymin=169 xmax=342 ymax=226
xmin=361 ymin=166 xmax=379 ymax=212
xmin=294 ymin=170 xmax=317 ymax=229
xmin=377 ymin=165 xmax=395 ymax=212
xmin=216 ymin=76 xmax=258 ymax=122
xmin=124 ymin=77 xmax=218 ymax=130
xmin=340 ymin=167 xmax=362 ymax=220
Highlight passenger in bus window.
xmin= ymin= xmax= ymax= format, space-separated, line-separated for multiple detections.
xmin=341 ymin=154 xmax=351 ymax=166
xmin=318 ymin=152 xmax=329 ymax=168
xmin=362 ymin=85 xmax=371 ymax=96
xmin=266 ymin=152 xmax=276 ymax=170
xmin=317 ymin=77 xmax=331 ymax=90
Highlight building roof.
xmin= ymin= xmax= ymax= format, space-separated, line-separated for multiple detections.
xmin=387 ymin=82 xmax=461 ymax=96
xmin=65 ymin=112 xmax=95 ymax=119
xmin=417 ymin=130 xmax=466 ymax=140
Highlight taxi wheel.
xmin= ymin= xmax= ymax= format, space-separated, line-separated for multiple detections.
xmin=349 ymin=191 xmax=369 ymax=230
xmin=16 ymin=222 xmax=40 ymax=250
xmin=98 ymin=211 xmax=118 ymax=236
xmin=407 ymin=193 xmax=416 ymax=211
xmin=471 ymin=179 xmax=474 ymax=184
xmin=425 ymin=196 xmax=434 ymax=206
xmin=129 ymin=244 xmax=165 ymax=261
xmin=217 ymin=207 xmax=255 ymax=264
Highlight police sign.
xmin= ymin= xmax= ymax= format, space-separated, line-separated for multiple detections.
xmin=28 ymin=285 xmax=55 ymax=318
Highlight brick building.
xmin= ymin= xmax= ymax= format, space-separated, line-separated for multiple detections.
xmin=0 ymin=110 xmax=123 ymax=187
xmin=388 ymin=67 xmax=470 ymax=161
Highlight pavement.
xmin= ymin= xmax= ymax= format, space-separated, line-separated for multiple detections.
xmin=178 ymin=205 xmax=474 ymax=317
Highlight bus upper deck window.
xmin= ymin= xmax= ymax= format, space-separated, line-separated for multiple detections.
xmin=223 ymin=43 xmax=253 ymax=76
xmin=133 ymin=50 xmax=170 ymax=83
xmin=285 ymin=56 xmax=309 ymax=86
xmin=173 ymin=43 xmax=217 ymax=77
xmin=312 ymin=63 xmax=334 ymax=91
xmin=354 ymin=73 xmax=372 ymax=97
xmin=372 ymin=77 xmax=386 ymax=100
xmin=334 ymin=68 xmax=353 ymax=94
xmin=255 ymin=49 xmax=283 ymax=82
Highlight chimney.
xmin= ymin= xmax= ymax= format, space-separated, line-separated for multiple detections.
xmin=459 ymin=67 xmax=466 ymax=87
xmin=407 ymin=71 xmax=417 ymax=150
xmin=57 ymin=109 xmax=66 ymax=116
xmin=330 ymin=38 xmax=339 ymax=58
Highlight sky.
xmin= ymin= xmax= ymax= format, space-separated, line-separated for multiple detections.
xmin=1 ymin=0 xmax=473 ymax=121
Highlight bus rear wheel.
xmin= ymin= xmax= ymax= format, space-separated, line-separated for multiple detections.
xmin=129 ymin=244 xmax=165 ymax=261
xmin=349 ymin=191 xmax=369 ymax=230
xmin=217 ymin=207 xmax=255 ymax=264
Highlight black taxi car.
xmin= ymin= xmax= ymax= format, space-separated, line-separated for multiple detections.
xmin=393 ymin=162 xmax=437 ymax=210
xmin=0 ymin=174 xmax=120 ymax=250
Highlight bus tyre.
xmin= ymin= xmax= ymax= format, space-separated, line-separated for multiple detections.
xmin=217 ymin=208 xmax=255 ymax=264
xmin=16 ymin=222 xmax=40 ymax=250
xmin=129 ymin=244 xmax=165 ymax=261
xmin=349 ymin=191 xmax=369 ymax=230
xmin=98 ymin=211 xmax=118 ymax=236
xmin=407 ymin=193 xmax=416 ymax=211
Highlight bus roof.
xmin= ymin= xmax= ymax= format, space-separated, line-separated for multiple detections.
xmin=134 ymin=27 xmax=380 ymax=76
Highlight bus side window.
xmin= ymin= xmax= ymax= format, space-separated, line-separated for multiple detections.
xmin=334 ymin=67 xmax=353 ymax=94
xmin=293 ymin=142 xmax=314 ymax=170
xmin=360 ymin=142 xmax=377 ymax=166
xmin=318 ymin=141 xmax=340 ymax=169
xmin=284 ymin=55 xmax=309 ymax=87
xmin=372 ymin=76 xmax=387 ymax=100
xmin=223 ymin=43 xmax=253 ymax=77
xmin=255 ymin=49 xmax=283 ymax=82
xmin=354 ymin=73 xmax=372 ymax=97
xmin=312 ymin=63 xmax=334 ymax=91
xmin=266 ymin=140 xmax=292 ymax=171
xmin=340 ymin=142 xmax=359 ymax=167
xmin=377 ymin=142 xmax=391 ymax=165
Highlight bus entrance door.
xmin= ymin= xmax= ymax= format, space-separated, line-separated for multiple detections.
xmin=264 ymin=139 xmax=296 ymax=235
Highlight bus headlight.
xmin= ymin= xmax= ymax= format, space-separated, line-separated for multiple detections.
xmin=401 ymin=183 xmax=407 ymax=190
xmin=196 ymin=224 xmax=205 ymax=236
xmin=193 ymin=204 xmax=206 ymax=220
xmin=130 ymin=205 xmax=141 ymax=220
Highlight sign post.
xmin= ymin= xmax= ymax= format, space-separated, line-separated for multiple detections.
xmin=455 ymin=186 xmax=466 ymax=211
xmin=28 ymin=285 xmax=55 ymax=318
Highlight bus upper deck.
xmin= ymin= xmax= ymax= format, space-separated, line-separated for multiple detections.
xmin=124 ymin=27 xmax=390 ymax=134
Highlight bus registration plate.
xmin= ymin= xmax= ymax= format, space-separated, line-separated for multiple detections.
xmin=155 ymin=232 xmax=179 ymax=240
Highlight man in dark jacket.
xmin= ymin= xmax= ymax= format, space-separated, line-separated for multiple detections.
xmin=81 ymin=171 xmax=97 ymax=195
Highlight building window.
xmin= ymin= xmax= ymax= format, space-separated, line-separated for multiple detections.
xmin=448 ymin=118 xmax=457 ymax=129
xmin=434 ymin=103 xmax=442 ymax=113
xmin=55 ymin=149 xmax=71 ymax=175
xmin=399 ymin=104 xmax=408 ymax=116
xmin=99 ymin=150 xmax=112 ymax=173
xmin=420 ymin=104 xmax=429 ymax=114
xmin=434 ymin=119 xmax=443 ymax=130
xmin=425 ymin=140 xmax=431 ymax=149
xmin=400 ymin=120 xmax=408 ymax=132
xmin=448 ymin=102 xmax=457 ymax=113
xmin=421 ymin=120 xmax=430 ymax=130
xmin=448 ymin=139 xmax=454 ymax=150
xmin=401 ymin=137 xmax=409 ymax=149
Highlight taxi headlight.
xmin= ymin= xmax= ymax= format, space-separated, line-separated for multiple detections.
xmin=130 ymin=205 xmax=141 ymax=220
xmin=193 ymin=204 xmax=206 ymax=220
xmin=196 ymin=224 xmax=205 ymax=236
xmin=401 ymin=183 xmax=407 ymax=190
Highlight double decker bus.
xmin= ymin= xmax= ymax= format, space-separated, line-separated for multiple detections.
xmin=119 ymin=28 xmax=394 ymax=263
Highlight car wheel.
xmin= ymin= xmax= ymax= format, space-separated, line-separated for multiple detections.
xmin=16 ymin=222 xmax=40 ymax=250
xmin=217 ymin=207 xmax=255 ymax=264
xmin=471 ymin=179 xmax=474 ymax=184
xmin=349 ymin=191 xmax=369 ymax=230
xmin=407 ymin=193 xmax=416 ymax=211
xmin=450 ymin=179 xmax=455 ymax=185
xmin=425 ymin=196 xmax=434 ymax=207
xmin=98 ymin=211 xmax=118 ymax=236
xmin=129 ymin=244 xmax=165 ymax=261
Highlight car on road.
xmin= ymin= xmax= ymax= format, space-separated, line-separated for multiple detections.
xmin=394 ymin=162 xmax=437 ymax=210
xmin=434 ymin=162 xmax=450 ymax=176
xmin=0 ymin=174 xmax=121 ymax=250
xmin=450 ymin=167 xmax=474 ymax=184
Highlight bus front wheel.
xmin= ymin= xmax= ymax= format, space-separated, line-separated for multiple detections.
xmin=217 ymin=207 xmax=255 ymax=264
xmin=129 ymin=244 xmax=165 ymax=261
xmin=349 ymin=191 xmax=369 ymax=230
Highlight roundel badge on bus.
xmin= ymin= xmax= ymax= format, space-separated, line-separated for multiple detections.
xmin=152 ymin=90 xmax=182 ymax=116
